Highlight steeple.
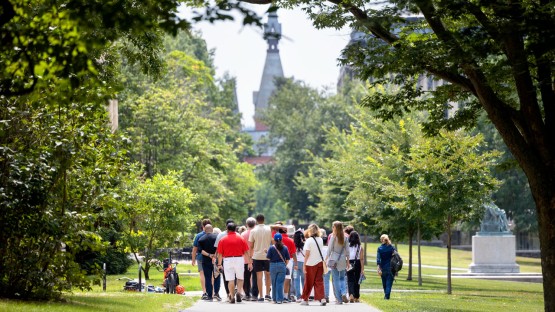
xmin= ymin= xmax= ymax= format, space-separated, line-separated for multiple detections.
xmin=253 ymin=10 xmax=284 ymax=131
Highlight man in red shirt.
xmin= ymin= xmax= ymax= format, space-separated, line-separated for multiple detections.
xmin=217 ymin=222 xmax=252 ymax=304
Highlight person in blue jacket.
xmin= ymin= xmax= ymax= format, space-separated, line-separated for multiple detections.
xmin=376 ymin=234 xmax=395 ymax=299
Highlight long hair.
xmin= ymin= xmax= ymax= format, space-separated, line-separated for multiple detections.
xmin=332 ymin=221 xmax=345 ymax=246
xmin=380 ymin=234 xmax=391 ymax=245
xmin=294 ymin=231 xmax=305 ymax=250
xmin=349 ymin=231 xmax=361 ymax=247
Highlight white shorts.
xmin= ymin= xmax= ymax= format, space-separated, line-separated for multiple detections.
xmin=223 ymin=257 xmax=245 ymax=281
xmin=285 ymin=260 xmax=293 ymax=280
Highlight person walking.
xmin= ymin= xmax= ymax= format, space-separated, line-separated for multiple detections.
xmin=326 ymin=221 xmax=350 ymax=305
xmin=191 ymin=218 xmax=211 ymax=299
xmin=197 ymin=224 xmax=221 ymax=301
xmin=278 ymin=225 xmax=296 ymax=302
xmin=293 ymin=229 xmax=305 ymax=302
xmin=267 ymin=233 xmax=290 ymax=304
xmin=241 ymin=217 xmax=257 ymax=301
xmin=377 ymin=234 xmax=395 ymax=300
xmin=346 ymin=231 xmax=364 ymax=303
xmin=214 ymin=219 xmax=234 ymax=297
xmin=248 ymin=214 xmax=273 ymax=302
xmin=216 ymin=222 xmax=252 ymax=304
xmin=299 ymin=224 xmax=326 ymax=306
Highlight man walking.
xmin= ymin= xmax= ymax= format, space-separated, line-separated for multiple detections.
xmin=249 ymin=214 xmax=273 ymax=302
xmin=217 ymin=222 xmax=252 ymax=304
xmin=197 ymin=224 xmax=221 ymax=301
xmin=241 ymin=217 xmax=257 ymax=300
xmin=192 ymin=218 xmax=211 ymax=299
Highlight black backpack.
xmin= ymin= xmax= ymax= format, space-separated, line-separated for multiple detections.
xmin=390 ymin=250 xmax=403 ymax=276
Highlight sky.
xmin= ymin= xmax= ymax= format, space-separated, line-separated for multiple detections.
xmin=182 ymin=4 xmax=351 ymax=129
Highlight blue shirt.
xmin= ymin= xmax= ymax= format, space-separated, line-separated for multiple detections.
xmin=193 ymin=231 xmax=206 ymax=260
xmin=267 ymin=245 xmax=290 ymax=263
xmin=376 ymin=244 xmax=395 ymax=269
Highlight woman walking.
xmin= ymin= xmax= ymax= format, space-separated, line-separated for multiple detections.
xmin=377 ymin=234 xmax=395 ymax=299
xmin=293 ymin=229 xmax=305 ymax=301
xmin=326 ymin=221 xmax=350 ymax=304
xmin=299 ymin=224 xmax=327 ymax=306
xmin=267 ymin=233 xmax=290 ymax=304
xmin=346 ymin=231 xmax=364 ymax=302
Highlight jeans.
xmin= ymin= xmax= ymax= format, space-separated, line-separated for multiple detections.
xmin=202 ymin=260 xmax=221 ymax=299
xmin=380 ymin=264 xmax=394 ymax=299
xmin=293 ymin=261 xmax=305 ymax=298
xmin=323 ymin=269 xmax=331 ymax=298
xmin=331 ymin=268 xmax=346 ymax=301
xmin=270 ymin=262 xmax=286 ymax=303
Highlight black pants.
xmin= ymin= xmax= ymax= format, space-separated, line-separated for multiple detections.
xmin=243 ymin=264 xmax=252 ymax=297
xmin=347 ymin=260 xmax=362 ymax=299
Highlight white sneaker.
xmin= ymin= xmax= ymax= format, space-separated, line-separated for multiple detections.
xmin=320 ymin=299 xmax=327 ymax=306
xmin=300 ymin=300 xmax=309 ymax=306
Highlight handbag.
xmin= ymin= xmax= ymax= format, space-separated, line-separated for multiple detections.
xmin=313 ymin=237 xmax=329 ymax=274
xmin=326 ymin=236 xmax=345 ymax=269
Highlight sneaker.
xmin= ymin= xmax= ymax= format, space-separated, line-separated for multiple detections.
xmin=258 ymin=297 xmax=265 ymax=302
xmin=300 ymin=300 xmax=309 ymax=306
xmin=201 ymin=293 xmax=208 ymax=300
xmin=283 ymin=298 xmax=289 ymax=303
xmin=320 ymin=299 xmax=327 ymax=306
xmin=342 ymin=294 xmax=349 ymax=303
xmin=203 ymin=297 xmax=213 ymax=301
xmin=308 ymin=296 xmax=314 ymax=301
xmin=236 ymin=292 xmax=242 ymax=303
xmin=214 ymin=294 xmax=222 ymax=301
xmin=325 ymin=297 xmax=329 ymax=303
xmin=265 ymin=295 xmax=272 ymax=301
xmin=277 ymin=301 xmax=282 ymax=304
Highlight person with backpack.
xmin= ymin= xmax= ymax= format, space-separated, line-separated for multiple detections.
xmin=376 ymin=234 xmax=395 ymax=300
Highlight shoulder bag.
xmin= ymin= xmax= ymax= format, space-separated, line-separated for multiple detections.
xmin=313 ymin=237 xmax=329 ymax=274
xmin=273 ymin=245 xmax=290 ymax=275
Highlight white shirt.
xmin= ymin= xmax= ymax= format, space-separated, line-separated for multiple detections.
xmin=303 ymin=236 xmax=324 ymax=266
xmin=349 ymin=245 xmax=362 ymax=260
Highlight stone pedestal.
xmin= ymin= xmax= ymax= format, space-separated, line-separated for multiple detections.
xmin=468 ymin=235 xmax=520 ymax=273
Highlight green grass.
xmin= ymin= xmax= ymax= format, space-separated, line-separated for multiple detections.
xmin=0 ymin=263 xmax=201 ymax=312
xmin=359 ymin=243 xmax=544 ymax=311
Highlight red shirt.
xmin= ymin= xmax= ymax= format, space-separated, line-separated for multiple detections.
xmin=282 ymin=236 xmax=296 ymax=259
xmin=217 ymin=231 xmax=249 ymax=257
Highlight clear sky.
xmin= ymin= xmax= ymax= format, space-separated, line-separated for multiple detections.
xmin=183 ymin=4 xmax=351 ymax=128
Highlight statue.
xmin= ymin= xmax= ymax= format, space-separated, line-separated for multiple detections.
xmin=479 ymin=202 xmax=511 ymax=234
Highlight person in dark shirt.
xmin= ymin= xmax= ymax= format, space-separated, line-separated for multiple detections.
xmin=376 ymin=234 xmax=395 ymax=300
xmin=197 ymin=224 xmax=221 ymax=301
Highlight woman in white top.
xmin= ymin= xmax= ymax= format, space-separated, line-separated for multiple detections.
xmin=293 ymin=230 xmax=305 ymax=300
xmin=347 ymin=231 xmax=364 ymax=302
xmin=299 ymin=224 xmax=326 ymax=306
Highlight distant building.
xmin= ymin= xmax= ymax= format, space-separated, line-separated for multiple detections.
xmin=243 ymin=11 xmax=284 ymax=166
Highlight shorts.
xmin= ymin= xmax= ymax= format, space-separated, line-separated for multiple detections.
xmin=285 ymin=260 xmax=293 ymax=280
xmin=223 ymin=257 xmax=245 ymax=281
xmin=253 ymin=259 xmax=270 ymax=273
xmin=196 ymin=257 xmax=203 ymax=272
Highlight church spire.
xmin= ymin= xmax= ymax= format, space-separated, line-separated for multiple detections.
xmin=253 ymin=10 xmax=284 ymax=131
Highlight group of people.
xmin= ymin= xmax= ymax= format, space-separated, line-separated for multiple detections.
xmin=192 ymin=214 xmax=395 ymax=305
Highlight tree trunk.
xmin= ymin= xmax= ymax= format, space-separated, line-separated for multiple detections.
xmin=417 ymin=221 xmax=422 ymax=286
xmin=447 ymin=213 xmax=452 ymax=295
xmin=527 ymin=177 xmax=555 ymax=312
xmin=407 ymin=229 xmax=413 ymax=281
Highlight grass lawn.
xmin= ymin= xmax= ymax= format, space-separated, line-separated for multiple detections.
xmin=360 ymin=243 xmax=544 ymax=311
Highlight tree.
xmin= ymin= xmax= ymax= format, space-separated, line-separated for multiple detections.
xmin=408 ymin=130 xmax=499 ymax=293
xmin=118 ymin=171 xmax=194 ymax=280
xmin=238 ymin=1 xmax=555 ymax=308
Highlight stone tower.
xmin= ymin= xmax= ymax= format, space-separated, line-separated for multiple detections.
xmin=253 ymin=10 xmax=284 ymax=131
xmin=244 ymin=11 xmax=284 ymax=165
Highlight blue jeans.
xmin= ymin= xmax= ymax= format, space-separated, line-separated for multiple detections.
xmin=323 ymin=270 xmax=331 ymax=298
xmin=202 ymin=260 xmax=221 ymax=299
xmin=331 ymin=268 xmax=346 ymax=301
xmin=380 ymin=265 xmax=394 ymax=299
xmin=270 ymin=262 xmax=286 ymax=303
xmin=294 ymin=261 xmax=305 ymax=298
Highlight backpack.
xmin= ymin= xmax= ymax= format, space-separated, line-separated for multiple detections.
xmin=390 ymin=250 xmax=403 ymax=276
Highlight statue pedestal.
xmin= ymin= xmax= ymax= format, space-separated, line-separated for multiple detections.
xmin=468 ymin=235 xmax=520 ymax=273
